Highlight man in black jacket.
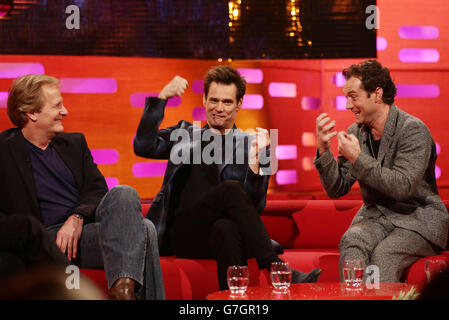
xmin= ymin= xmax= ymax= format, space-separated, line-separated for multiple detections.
xmin=0 ymin=74 xmax=165 ymax=299
xmin=134 ymin=66 xmax=321 ymax=290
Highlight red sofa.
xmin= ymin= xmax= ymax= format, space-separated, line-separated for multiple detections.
xmin=81 ymin=199 xmax=449 ymax=299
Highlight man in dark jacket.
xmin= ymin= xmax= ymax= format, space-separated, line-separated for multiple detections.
xmin=0 ymin=74 xmax=165 ymax=299
xmin=134 ymin=66 xmax=321 ymax=290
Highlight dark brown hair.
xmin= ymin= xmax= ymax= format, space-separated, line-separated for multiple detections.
xmin=204 ymin=66 xmax=246 ymax=102
xmin=343 ymin=59 xmax=397 ymax=105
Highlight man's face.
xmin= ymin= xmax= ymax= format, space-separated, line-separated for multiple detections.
xmin=343 ymin=77 xmax=379 ymax=125
xmin=32 ymin=84 xmax=68 ymax=136
xmin=204 ymin=82 xmax=242 ymax=133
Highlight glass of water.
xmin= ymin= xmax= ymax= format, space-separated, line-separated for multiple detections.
xmin=270 ymin=261 xmax=292 ymax=293
xmin=227 ymin=265 xmax=249 ymax=295
xmin=343 ymin=259 xmax=365 ymax=290
xmin=425 ymin=259 xmax=447 ymax=283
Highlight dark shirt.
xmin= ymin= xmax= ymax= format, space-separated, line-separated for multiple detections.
xmin=368 ymin=133 xmax=381 ymax=159
xmin=26 ymin=140 xmax=79 ymax=227
xmin=172 ymin=131 xmax=230 ymax=217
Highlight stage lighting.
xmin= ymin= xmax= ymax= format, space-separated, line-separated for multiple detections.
xmin=0 ymin=0 xmax=14 ymax=18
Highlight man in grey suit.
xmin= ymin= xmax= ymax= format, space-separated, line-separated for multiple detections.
xmin=314 ymin=60 xmax=448 ymax=282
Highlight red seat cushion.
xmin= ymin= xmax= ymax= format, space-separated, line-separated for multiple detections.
xmin=292 ymin=200 xmax=362 ymax=248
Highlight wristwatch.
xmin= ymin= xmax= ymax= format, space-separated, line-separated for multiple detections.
xmin=72 ymin=213 xmax=84 ymax=220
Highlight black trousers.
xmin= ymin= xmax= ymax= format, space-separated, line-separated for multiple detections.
xmin=0 ymin=214 xmax=68 ymax=281
xmin=172 ymin=180 xmax=278 ymax=290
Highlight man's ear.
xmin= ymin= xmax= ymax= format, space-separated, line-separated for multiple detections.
xmin=25 ymin=111 xmax=38 ymax=122
xmin=375 ymin=87 xmax=383 ymax=103
xmin=203 ymin=94 xmax=206 ymax=106
xmin=236 ymin=98 xmax=243 ymax=111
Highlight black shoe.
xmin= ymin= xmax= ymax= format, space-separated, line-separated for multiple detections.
xmin=291 ymin=268 xmax=322 ymax=283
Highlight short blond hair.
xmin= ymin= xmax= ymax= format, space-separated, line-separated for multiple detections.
xmin=7 ymin=74 xmax=60 ymax=128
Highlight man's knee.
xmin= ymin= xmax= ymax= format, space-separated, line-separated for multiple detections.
xmin=99 ymin=185 xmax=142 ymax=219
xmin=211 ymin=219 xmax=241 ymax=246
xmin=370 ymin=245 xmax=401 ymax=282
xmin=339 ymin=226 xmax=365 ymax=251
xmin=107 ymin=185 xmax=140 ymax=203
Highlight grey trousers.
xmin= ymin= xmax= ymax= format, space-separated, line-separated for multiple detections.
xmin=339 ymin=214 xmax=437 ymax=282
xmin=46 ymin=185 xmax=165 ymax=300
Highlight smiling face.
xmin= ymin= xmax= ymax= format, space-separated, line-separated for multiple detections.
xmin=29 ymin=84 xmax=68 ymax=137
xmin=204 ymin=82 xmax=242 ymax=133
xmin=343 ymin=76 xmax=381 ymax=125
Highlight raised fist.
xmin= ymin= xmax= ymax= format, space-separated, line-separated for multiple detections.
xmin=158 ymin=76 xmax=189 ymax=100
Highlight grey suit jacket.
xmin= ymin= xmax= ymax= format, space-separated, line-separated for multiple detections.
xmin=314 ymin=105 xmax=448 ymax=250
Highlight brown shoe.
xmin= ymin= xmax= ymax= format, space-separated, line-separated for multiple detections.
xmin=108 ymin=278 xmax=136 ymax=300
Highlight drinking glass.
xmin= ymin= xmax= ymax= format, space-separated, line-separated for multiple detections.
xmin=227 ymin=265 xmax=249 ymax=295
xmin=425 ymin=259 xmax=447 ymax=283
xmin=270 ymin=261 xmax=292 ymax=293
xmin=343 ymin=259 xmax=365 ymax=290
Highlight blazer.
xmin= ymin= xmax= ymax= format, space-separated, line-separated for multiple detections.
xmin=314 ymin=104 xmax=448 ymax=250
xmin=0 ymin=128 xmax=108 ymax=223
xmin=134 ymin=97 xmax=271 ymax=252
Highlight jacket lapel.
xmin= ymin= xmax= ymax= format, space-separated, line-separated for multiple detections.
xmin=8 ymin=129 xmax=39 ymax=210
xmin=359 ymin=126 xmax=370 ymax=156
xmin=377 ymin=105 xmax=398 ymax=164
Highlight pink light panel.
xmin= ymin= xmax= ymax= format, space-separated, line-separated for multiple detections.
xmin=130 ymin=93 xmax=181 ymax=107
xmin=276 ymin=145 xmax=298 ymax=160
xmin=0 ymin=63 xmax=44 ymax=78
xmin=396 ymin=84 xmax=440 ymax=98
xmin=105 ymin=177 xmax=119 ymax=189
xmin=60 ymin=78 xmax=118 ymax=93
xmin=301 ymin=97 xmax=321 ymax=110
xmin=0 ymin=92 xmax=7 ymax=108
xmin=90 ymin=149 xmax=119 ymax=165
xmin=436 ymin=142 xmax=441 ymax=156
xmin=192 ymin=107 xmax=207 ymax=121
xmin=435 ymin=166 xmax=441 ymax=180
xmin=377 ymin=36 xmax=388 ymax=51
xmin=399 ymin=26 xmax=439 ymax=39
xmin=275 ymin=170 xmax=298 ymax=185
xmin=268 ymin=82 xmax=297 ymax=98
xmin=399 ymin=49 xmax=440 ymax=63
xmin=331 ymin=72 xmax=346 ymax=87
xmin=132 ymin=161 xmax=167 ymax=178
xmin=242 ymin=94 xmax=264 ymax=109
xmin=237 ymin=68 xmax=263 ymax=84
xmin=335 ymin=96 xmax=347 ymax=110
xmin=192 ymin=80 xmax=204 ymax=94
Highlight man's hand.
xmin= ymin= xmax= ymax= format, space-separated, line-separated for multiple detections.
xmin=337 ymin=131 xmax=361 ymax=164
xmin=249 ymin=128 xmax=270 ymax=175
xmin=158 ymin=76 xmax=189 ymax=100
xmin=56 ymin=214 xmax=83 ymax=261
xmin=316 ymin=113 xmax=337 ymax=156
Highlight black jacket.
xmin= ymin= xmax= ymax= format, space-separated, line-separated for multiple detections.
xmin=134 ymin=97 xmax=271 ymax=253
xmin=0 ymin=128 xmax=108 ymax=223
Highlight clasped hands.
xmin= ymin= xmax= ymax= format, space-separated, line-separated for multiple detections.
xmin=316 ymin=113 xmax=361 ymax=164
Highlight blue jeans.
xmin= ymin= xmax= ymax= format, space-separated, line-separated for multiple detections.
xmin=46 ymin=185 xmax=165 ymax=300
